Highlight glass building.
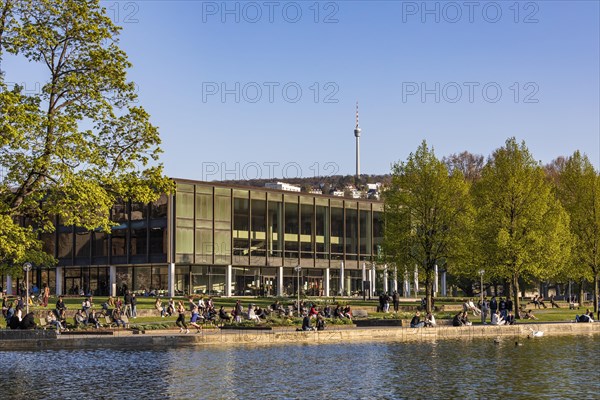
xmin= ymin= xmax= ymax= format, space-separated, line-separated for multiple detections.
xmin=3 ymin=179 xmax=390 ymax=298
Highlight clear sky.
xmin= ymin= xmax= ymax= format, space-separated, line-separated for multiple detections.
xmin=5 ymin=1 xmax=600 ymax=180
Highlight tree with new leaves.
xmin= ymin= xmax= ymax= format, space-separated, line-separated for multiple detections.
xmin=0 ymin=0 xmax=172 ymax=276
xmin=383 ymin=141 xmax=473 ymax=313
xmin=554 ymin=151 xmax=600 ymax=315
xmin=473 ymin=138 xmax=572 ymax=316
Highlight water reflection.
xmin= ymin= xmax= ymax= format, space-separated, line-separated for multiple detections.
xmin=0 ymin=336 xmax=598 ymax=399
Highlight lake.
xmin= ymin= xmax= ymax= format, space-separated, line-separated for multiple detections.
xmin=0 ymin=335 xmax=598 ymax=399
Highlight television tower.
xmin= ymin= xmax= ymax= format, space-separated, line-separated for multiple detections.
xmin=354 ymin=102 xmax=361 ymax=178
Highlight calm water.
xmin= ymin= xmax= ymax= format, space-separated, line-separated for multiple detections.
xmin=0 ymin=336 xmax=598 ymax=399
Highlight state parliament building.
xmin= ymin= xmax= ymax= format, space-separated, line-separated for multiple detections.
xmin=3 ymin=179 xmax=390 ymax=298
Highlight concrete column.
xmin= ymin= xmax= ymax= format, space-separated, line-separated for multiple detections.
xmin=109 ymin=265 xmax=117 ymax=297
xmin=324 ymin=267 xmax=330 ymax=297
xmin=371 ymin=263 xmax=376 ymax=295
xmin=339 ymin=261 xmax=344 ymax=296
xmin=404 ymin=269 xmax=410 ymax=298
xmin=55 ymin=267 xmax=63 ymax=296
xmin=6 ymin=275 xmax=13 ymax=295
xmin=441 ymin=270 xmax=447 ymax=297
xmin=277 ymin=266 xmax=284 ymax=297
xmin=166 ymin=263 xmax=175 ymax=298
xmin=225 ymin=265 xmax=233 ymax=297
xmin=383 ymin=265 xmax=388 ymax=294
xmin=393 ymin=265 xmax=398 ymax=292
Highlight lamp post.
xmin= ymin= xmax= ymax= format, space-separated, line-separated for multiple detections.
xmin=294 ymin=266 xmax=302 ymax=318
xmin=23 ymin=262 xmax=32 ymax=315
xmin=479 ymin=269 xmax=485 ymax=307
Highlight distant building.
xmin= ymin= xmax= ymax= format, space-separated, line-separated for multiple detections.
xmin=331 ymin=190 xmax=345 ymax=197
xmin=264 ymin=182 xmax=301 ymax=192
xmin=309 ymin=188 xmax=323 ymax=195
xmin=366 ymin=183 xmax=382 ymax=191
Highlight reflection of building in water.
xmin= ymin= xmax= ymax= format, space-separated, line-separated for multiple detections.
xmin=3 ymin=179 xmax=395 ymax=298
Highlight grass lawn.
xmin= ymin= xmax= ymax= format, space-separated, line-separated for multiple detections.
xmin=3 ymin=295 xmax=593 ymax=329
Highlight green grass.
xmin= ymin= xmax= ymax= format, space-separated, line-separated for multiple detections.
xmin=4 ymin=295 xmax=593 ymax=329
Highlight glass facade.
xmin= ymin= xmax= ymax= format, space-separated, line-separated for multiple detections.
xmin=37 ymin=179 xmax=384 ymax=297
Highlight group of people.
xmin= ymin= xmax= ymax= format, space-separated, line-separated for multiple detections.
xmin=378 ymin=291 xmax=401 ymax=313
xmin=575 ymin=309 xmax=595 ymax=323
xmin=410 ymin=311 xmax=436 ymax=328
xmin=2 ymin=292 xmax=36 ymax=329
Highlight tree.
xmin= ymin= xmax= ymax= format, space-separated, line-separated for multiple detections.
xmin=383 ymin=141 xmax=472 ymax=313
xmin=472 ymin=138 xmax=572 ymax=317
xmin=0 ymin=0 xmax=172 ymax=275
xmin=443 ymin=151 xmax=485 ymax=183
xmin=554 ymin=151 xmax=600 ymax=314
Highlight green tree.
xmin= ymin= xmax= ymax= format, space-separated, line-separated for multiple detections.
xmin=0 ymin=0 xmax=172 ymax=275
xmin=473 ymin=138 xmax=572 ymax=316
xmin=554 ymin=151 xmax=600 ymax=314
xmin=383 ymin=141 xmax=473 ymax=313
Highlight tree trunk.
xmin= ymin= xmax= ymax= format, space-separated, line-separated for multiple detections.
xmin=425 ymin=275 xmax=433 ymax=314
xmin=594 ymin=273 xmax=599 ymax=315
xmin=579 ymin=279 xmax=585 ymax=307
xmin=513 ymin=274 xmax=521 ymax=319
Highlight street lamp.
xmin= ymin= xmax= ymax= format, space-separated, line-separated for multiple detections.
xmin=23 ymin=262 xmax=32 ymax=315
xmin=294 ymin=266 xmax=302 ymax=318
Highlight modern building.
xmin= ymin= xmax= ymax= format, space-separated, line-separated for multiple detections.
xmin=264 ymin=182 xmax=301 ymax=192
xmin=3 ymin=179 xmax=391 ymax=298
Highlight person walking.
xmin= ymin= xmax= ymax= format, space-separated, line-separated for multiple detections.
xmin=392 ymin=291 xmax=400 ymax=313
xmin=131 ymin=293 xmax=137 ymax=318
xmin=42 ymin=284 xmax=50 ymax=307
xmin=176 ymin=301 xmax=189 ymax=334
xmin=480 ymin=297 xmax=489 ymax=324
xmin=123 ymin=291 xmax=132 ymax=318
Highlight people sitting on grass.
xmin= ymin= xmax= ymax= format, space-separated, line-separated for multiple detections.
xmin=248 ymin=304 xmax=260 ymax=322
xmin=270 ymin=300 xmax=284 ymax=316
xmin=155 ymin=297 xmax=167 ymax=317
xmin=299 ymin=313 xmax=316 ymax=331
xmin=316 ymin=314 xmax=326 ymax=331
xmin=505 ymin=311 xmax=516 ymax=325
xmin=550 ymin=295 xmax=560 ymax=308
xmin=87 ymin=311 xmax=101 ymax=329
xmin=491 ymin=310 xmax=506 ymax=325
xmin=55 ymin=296 xmax=67 ymax=322
xmin=112 ymin=306 xmax=126 ymax=328
xmin=575 ymin=309 xmax=595 ymax=323
xmin=166 ymin=298 xmax=175 ymax=317
xmin=463 ymin=298 xmax=481 ymax=316
xmin=343 ymin=305 xmax=353 ymax=320
xmin=523 ymin=310 xmax=537 ymax=320
xmin=74 ymin=309 xmax=87 ymax=328
xmin=425 ymin=312 xmax=437 ymax=327
xmin=333 ymin=305 xmax=345 ymax=319
xmin=219 ymin=306 xmax=233 ymax=323
xmin=410 ymin=311 xmax=425 ymax=328
xmin=46 ymin=311 xmax=65 ymax=332
xmin=254 ymin=305 xmax=267 ymax=319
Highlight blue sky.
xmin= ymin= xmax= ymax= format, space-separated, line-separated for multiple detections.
xmin=5 ymin=1 xmax=600 ymax=180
